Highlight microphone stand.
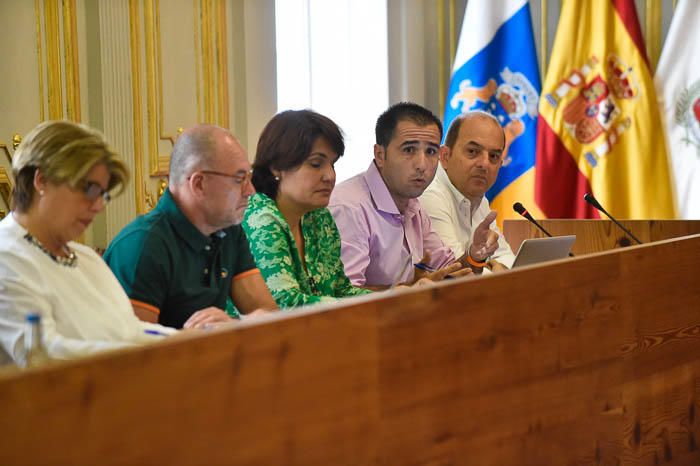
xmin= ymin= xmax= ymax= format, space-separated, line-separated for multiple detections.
xmin=583 ymin=194 xmax=643 ymax=245
xmin=513 ymin=203 xmax=574 ymax=256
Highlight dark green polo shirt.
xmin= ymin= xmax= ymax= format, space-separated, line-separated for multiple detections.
xmin=104 ymin=189 xmax=258 ymax=328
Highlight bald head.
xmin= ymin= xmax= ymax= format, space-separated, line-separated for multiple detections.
xmin=169 ymin=125 xmax=245 ymax=186
xmin=440 ymin=110 xmax=506 ymax=203
xmin=444 ymin=111 xmax=505 ymax=151
xmin=166 ymin=124 xmax=254 ymax=235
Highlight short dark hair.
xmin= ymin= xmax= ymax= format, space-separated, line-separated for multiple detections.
xmin=375 ymin=102 xmax=443 ymax=147
xmin=252 ymin=110 xmax=345 ymax=199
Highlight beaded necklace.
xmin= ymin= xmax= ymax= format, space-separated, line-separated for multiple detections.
xmin=23 ymin=233 xmax=78 ymax=267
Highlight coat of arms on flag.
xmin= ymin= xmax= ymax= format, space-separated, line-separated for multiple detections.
xmin=674 ymin=80 xmax=700 ymax=155
xmin=450 ymin=67 xmax=538 ymax=167
xmin=544 ymin=54 xmax=639 ymax=169
xmin=536 ymin=0 xmax=674 ymax=219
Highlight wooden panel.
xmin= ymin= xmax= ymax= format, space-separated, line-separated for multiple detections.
xmin=0 ymin=308 xmax=381 ymax=465
xmin=503 ymin=219 xmax=700 ymax=255
xmin=0 ymin=235 xmax=699 ymax=465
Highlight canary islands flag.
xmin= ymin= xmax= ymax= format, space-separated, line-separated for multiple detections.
xmin=536 ymin=0 xmax=675 ymax=218
xmin=444 ymin=0 xmax=542 ymax=220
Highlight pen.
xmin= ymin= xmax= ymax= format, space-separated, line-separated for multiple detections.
xmin=413 ymin=262 xmax=435 ymax=273
xmin=413 ymin=262 xmax=455 ymax=279
xmin=144 ymin=329 xmax=168 ymax=337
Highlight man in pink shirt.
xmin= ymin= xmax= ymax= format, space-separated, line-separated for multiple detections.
xmin=329 ymin=102 xmax=473 ymax=289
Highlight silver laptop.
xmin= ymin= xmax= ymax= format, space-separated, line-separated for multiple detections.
xmin=511 ymin=235 xmax=576 ymax=268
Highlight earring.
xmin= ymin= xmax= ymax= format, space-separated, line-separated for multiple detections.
xmin=39 ymin=190 xmax=45 ymax=196
xmin=274 ymin=176 xmax=280 ymax=181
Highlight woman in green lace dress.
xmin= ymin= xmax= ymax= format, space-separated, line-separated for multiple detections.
xmin=242 ymin=110 xmax=371 ymax=308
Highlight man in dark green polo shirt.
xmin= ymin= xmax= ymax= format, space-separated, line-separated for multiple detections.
xmin=105 ymin=125 xmax=277 ymax=329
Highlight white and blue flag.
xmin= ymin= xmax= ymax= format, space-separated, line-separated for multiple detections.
xmin=444 ymin=0 xmax=542 ymax=219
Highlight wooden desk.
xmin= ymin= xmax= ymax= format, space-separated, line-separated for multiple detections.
xmin=503 ymin=219 xmax=700 ymax=255
xmin=1 ymin=235 xmax=699 ymax=465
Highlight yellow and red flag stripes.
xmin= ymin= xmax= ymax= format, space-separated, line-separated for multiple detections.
xmin=490 ymin=167 xmax=545 ymax=229
xmin=535 ymin=0 xmax=675 ymax=219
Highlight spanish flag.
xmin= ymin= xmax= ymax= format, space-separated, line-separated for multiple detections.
xmin=535 ymin=0 xmax=675 ymax=219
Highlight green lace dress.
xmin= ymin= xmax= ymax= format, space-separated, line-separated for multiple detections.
xmin=242 ymin=193 xmax=371 ymax=308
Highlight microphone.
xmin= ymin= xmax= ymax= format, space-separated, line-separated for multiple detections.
xmin=582 ymin=193 xmax=642 ymax=245
xmin=513 ymin=202 xmax=554 ymax=237
xmin=513 ymin=202 xmax=574 ymax=257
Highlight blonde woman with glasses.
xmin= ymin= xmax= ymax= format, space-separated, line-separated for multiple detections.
xmin=0 ymin=121 xmax=176 ymax=367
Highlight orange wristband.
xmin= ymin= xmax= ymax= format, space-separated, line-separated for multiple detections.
xmin=466 ymin=254 xmax=487 ymax=268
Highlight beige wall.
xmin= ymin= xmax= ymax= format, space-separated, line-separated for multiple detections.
xmin=0 ymin=0 xmax=277 ymax=248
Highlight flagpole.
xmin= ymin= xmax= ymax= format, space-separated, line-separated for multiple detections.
xmin=449 ymin=0 xmax=456 ymax=72
xmin=645 ymin=0 xmax=662 ymax=72
xmin=540 ymin=0 xmax=548 ymax=80
xmin=437 ymin=0 xmax=446 ymax=118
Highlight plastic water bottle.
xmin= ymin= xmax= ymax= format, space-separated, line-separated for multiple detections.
xmin=23 ymin=313 xmax=50 ymax=368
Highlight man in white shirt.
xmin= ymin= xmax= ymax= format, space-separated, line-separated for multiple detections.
xmin=420 ymin=111 xmax=515 ymax=272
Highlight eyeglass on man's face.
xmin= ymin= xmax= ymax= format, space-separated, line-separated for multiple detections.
xmin=199 ymin=169 xmax=253 ymax=186
xmin=79 ymin=181 xmax=111 ymax=203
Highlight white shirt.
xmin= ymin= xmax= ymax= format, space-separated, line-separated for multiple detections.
xmin=0 ymin=214 xmax=176 ymax=366
xmin=420 ymin=165 xmax=516 ymax=268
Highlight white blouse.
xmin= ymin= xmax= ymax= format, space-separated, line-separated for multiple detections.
xmin=0 ymin=214 xmax=176 ymax=366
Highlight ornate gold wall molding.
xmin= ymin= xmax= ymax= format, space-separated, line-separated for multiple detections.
xmin=0 ymin=139 xmax=18 ymax=216
xmin=200 ymin=0 xmax=213 ymax=124
xmin=0 ymin=142 xmax=12 ymax=166
xmin=128 ymin=0 xmax=230 ymax=212
xmin=214 ymin=0 xmax=229 ymax=129
xmin=128 ymin=0 xmax=172 ymax=213
xmin=143 ymin=0 xmax=167 ymax=176
xmin=195 ymin=0 xmax=230 ymax=128
xmin=44 ymin=0 xmax=63 ymax=119
xmin=35 ymin=0 xmax=45 ymax=121
xmin=0 ymin=167 xmax=13 ymax=214
xmin=62 ymin=0 xmax=81 ymax=121
xmin=34 ymin=0 xmax=81 ymax=121
xmin=128 ymin=0 xmax=147 ymax=213
xmin=144 ymin=0 xmax=180 ymax=176
xmin=193 ymin=0 xmax=202 ymax=123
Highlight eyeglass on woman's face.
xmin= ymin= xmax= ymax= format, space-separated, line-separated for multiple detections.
xmin=199 ymin=169 xmax=253 ymax=186
xmin=79 ymin=181 xmax=111 ymax=203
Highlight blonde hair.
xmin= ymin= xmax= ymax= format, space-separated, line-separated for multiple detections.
xmin=11 ymin=120 xmax=129 ymax=212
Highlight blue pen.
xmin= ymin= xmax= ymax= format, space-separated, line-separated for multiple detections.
xmin=144 ymin=329 xmax=168 ymax=337
xmin=413 ymin=262 xmax=435 ymax=273
xmin=413 ymin=262 xmax=455 ymax=279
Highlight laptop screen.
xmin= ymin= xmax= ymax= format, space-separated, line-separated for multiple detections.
xmin=511 ymin=235 xmax=576 ymax=268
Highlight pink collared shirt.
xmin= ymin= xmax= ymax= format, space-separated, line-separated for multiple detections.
xmin=329 ymin=162 xmax=455 ymax=287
